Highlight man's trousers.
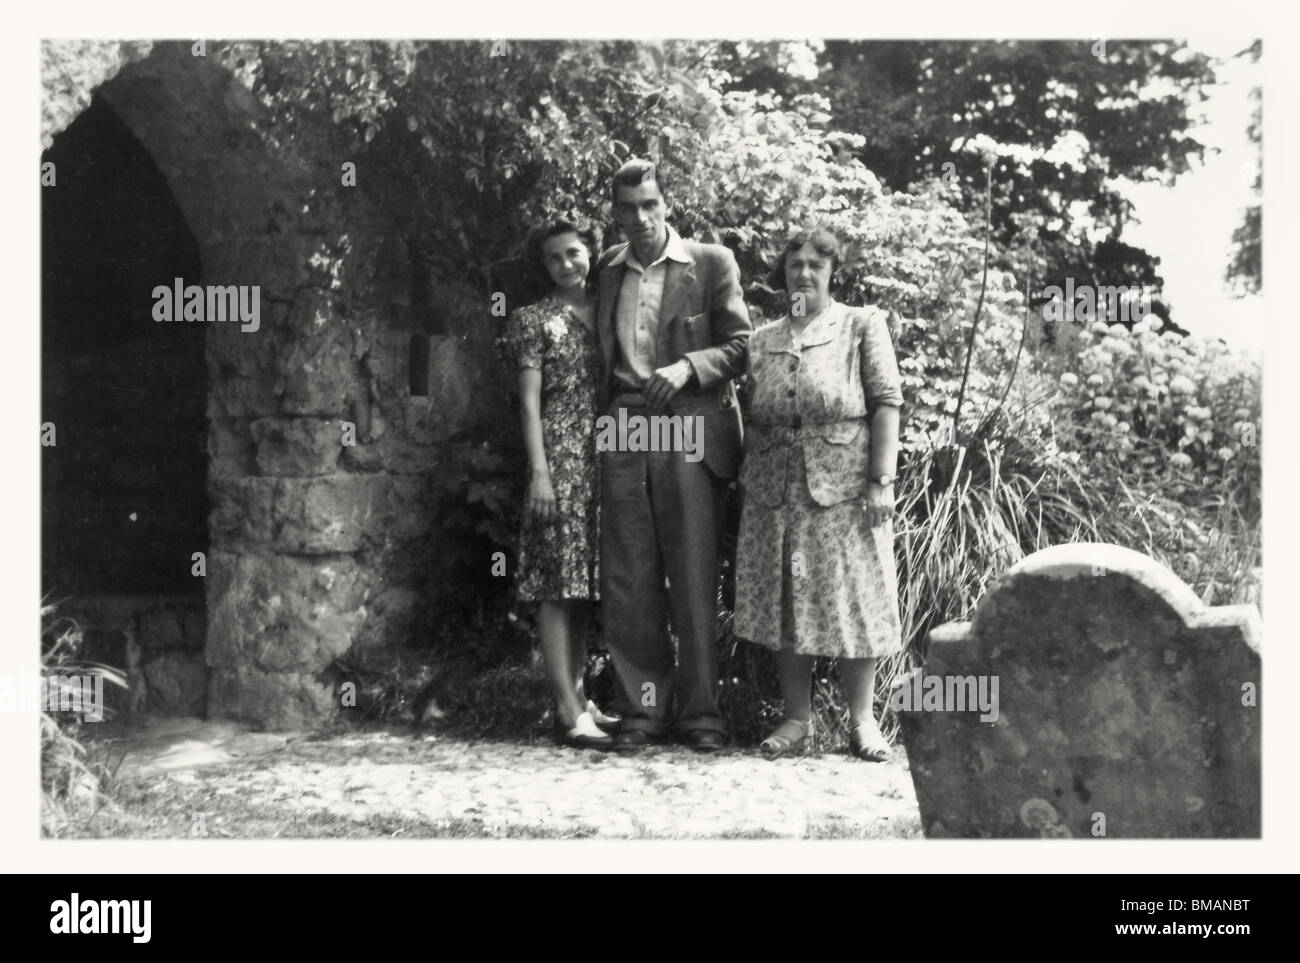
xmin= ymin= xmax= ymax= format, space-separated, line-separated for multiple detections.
xmin=600 ymin=403 xmax=727 ymax=736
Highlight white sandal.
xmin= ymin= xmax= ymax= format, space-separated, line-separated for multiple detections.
xmin=559 ymin=711 xmax=612 ymax=749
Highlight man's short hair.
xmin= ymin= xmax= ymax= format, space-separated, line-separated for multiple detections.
xmin=767 ymin=225 xmax=844 ymax=291
xmin=611 ymin=158 xmax=669 ymax=203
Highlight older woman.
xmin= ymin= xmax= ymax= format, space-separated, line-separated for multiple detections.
xmin=504 ymin=218 xmax=617 ymax=748
xmin=733 ymin=226 xmax=905 ymax=761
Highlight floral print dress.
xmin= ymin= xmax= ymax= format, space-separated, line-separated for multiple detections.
xmin=504 ymin=295 xmax=602 ymax=601
xmin=733 ymin=299 xmax=906 ymax=658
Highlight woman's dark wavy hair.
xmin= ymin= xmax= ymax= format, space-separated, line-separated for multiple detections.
xmin=523 ymin=218 xmax=602 ymax=300
xmin=766 ymin=225 xmax=844 ymax=292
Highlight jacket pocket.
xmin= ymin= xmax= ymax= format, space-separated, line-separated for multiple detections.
xmin=680 ymin=312 xmax=709 ymax=346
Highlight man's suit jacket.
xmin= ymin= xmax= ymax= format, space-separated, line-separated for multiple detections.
xmin=596 ymin=238 xmax=752 ymax=479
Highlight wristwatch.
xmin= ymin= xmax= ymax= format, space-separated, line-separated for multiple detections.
xmin=872 ymin=474 xmax=894 ymax=487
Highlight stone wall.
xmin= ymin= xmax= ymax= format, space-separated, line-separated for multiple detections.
xmin=201 ymin=224 xmax=508 ymax=728
xmin=45 ymin=41 xmax=514 ymax=730
xmin=61 ymin=595 xmax=207 ymax=717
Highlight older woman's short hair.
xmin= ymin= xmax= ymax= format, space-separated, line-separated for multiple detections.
xmin=523 ymin=218 xmax=601 ymax=297
xmin=767 ymin=226 xmax=844 ymax=291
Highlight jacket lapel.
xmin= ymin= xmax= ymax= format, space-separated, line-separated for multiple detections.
xmin=598 ymin=253 xmax=626 ymax=375
xmin=658 ymin=258 xmax=695 ymax=326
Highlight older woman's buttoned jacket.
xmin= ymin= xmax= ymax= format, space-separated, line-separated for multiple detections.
xmin=741 ymin=300 xmax=905 ymax=508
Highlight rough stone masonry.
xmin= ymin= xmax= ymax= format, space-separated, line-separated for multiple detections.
xmin=44 ymin=41 xmax=509 ymax=728
xmin=897 ymin=543 xmax=1261 ymax=839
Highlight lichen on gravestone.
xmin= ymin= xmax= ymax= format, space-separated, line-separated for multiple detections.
xmin=896 ymin=543 xmax=1261 ymax=839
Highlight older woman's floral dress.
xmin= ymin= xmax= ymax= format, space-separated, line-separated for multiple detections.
xmin=504 ymin=296 xmax=601 ymax=601
xmin=734 ymin=299 xmax=905 ymax=658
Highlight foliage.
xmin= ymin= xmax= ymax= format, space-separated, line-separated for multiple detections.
xmin=611 ymin=48 xmax=1034 ymax=452
xmin=1227 ymin=206 xmax=1261 ymax=299
xmin=1026 ymin=315 xmax=1263 ymax=608
xmin=214 ymin=38 xmax=1098 ymax=466
xmin=1042 ymin=317 xmax=1261 ymax=507
xmin=814 ymin=40 xmax=1219 ymax=328
xmin=41 ymin=602 xmax=127 ymax=836
xmin=428 ymin=430 xmax=520 ymax=560
xmin=1226 ymin=39 xmax=1262 ymax=298
xmin=41 ymin=40 xmax=154 ymax=150
xmin=218 ymin=40 xmax=690 ymax=300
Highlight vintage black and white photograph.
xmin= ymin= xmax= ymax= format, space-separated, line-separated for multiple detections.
xmin=32 ymin=26 xmax=1268 ymax=847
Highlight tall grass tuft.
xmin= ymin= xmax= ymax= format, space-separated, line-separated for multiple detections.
xmin=41 ymin=602 xmax=127 ymax=836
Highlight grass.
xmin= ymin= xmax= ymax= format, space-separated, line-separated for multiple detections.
xmin=1080 ymin=435 xmax=1262 ymax=609
xmin=40 ymin=603 xmax=128 ymax=837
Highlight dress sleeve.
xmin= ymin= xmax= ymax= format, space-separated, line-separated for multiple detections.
xmin=859 ymin=307 xmax=905 ymax=408
xmin=505 ymin=304 xmax=545 ymax=371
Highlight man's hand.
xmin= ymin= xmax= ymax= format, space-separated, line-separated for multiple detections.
xmin=644 ymin=359 xmax=695 ymax=408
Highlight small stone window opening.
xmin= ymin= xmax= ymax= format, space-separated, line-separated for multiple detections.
xmin=408 ymin=332 xmax=430 ymax=396
xmin=406 ymin=248 xmax=444 ymax=397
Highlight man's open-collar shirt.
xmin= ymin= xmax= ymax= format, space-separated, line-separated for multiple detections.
xmin=610 ymin=225 xmax=692 ymax=389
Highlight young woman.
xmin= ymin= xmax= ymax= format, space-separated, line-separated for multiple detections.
xmin=504 ymin=219 xmax=617 ymax=748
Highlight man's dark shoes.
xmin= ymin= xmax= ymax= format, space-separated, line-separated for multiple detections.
xmin=612 ymin=729 xmax=661 ymax=753
xmin=684 ymin=729 xmax=726 ymax=753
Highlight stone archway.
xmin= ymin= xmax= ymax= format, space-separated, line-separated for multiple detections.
xmin=42 ymin=89 xmax=208 ymax=715
xmin=43 ymin=40 xmax=500 ymax=730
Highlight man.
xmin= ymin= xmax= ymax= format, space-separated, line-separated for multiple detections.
xmin=596 ymin=158 xmax=752 ymax=752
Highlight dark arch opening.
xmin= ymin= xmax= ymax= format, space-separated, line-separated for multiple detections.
xmin=42 ymin=96 xmax=208 ymax=599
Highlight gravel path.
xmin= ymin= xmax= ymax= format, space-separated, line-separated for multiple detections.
xmin=75 ymin=717 xmax=923 ymax=839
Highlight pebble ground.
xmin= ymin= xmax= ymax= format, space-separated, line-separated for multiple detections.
xmin=73 ymin=717 xmax=923 ymax=839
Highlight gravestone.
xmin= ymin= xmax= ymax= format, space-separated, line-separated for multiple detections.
xmin=896 ymin=543 xmax=1261 ymax=838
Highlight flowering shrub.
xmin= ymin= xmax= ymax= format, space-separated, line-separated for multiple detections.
xmin=1042 ymin=317 xmax=1261 ymax=499
xmin=656 ymin=77 xmax=1030 ymax=452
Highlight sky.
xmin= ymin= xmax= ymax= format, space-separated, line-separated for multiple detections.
xmin=1116 ymin=37 xmax=1263 ymax=353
